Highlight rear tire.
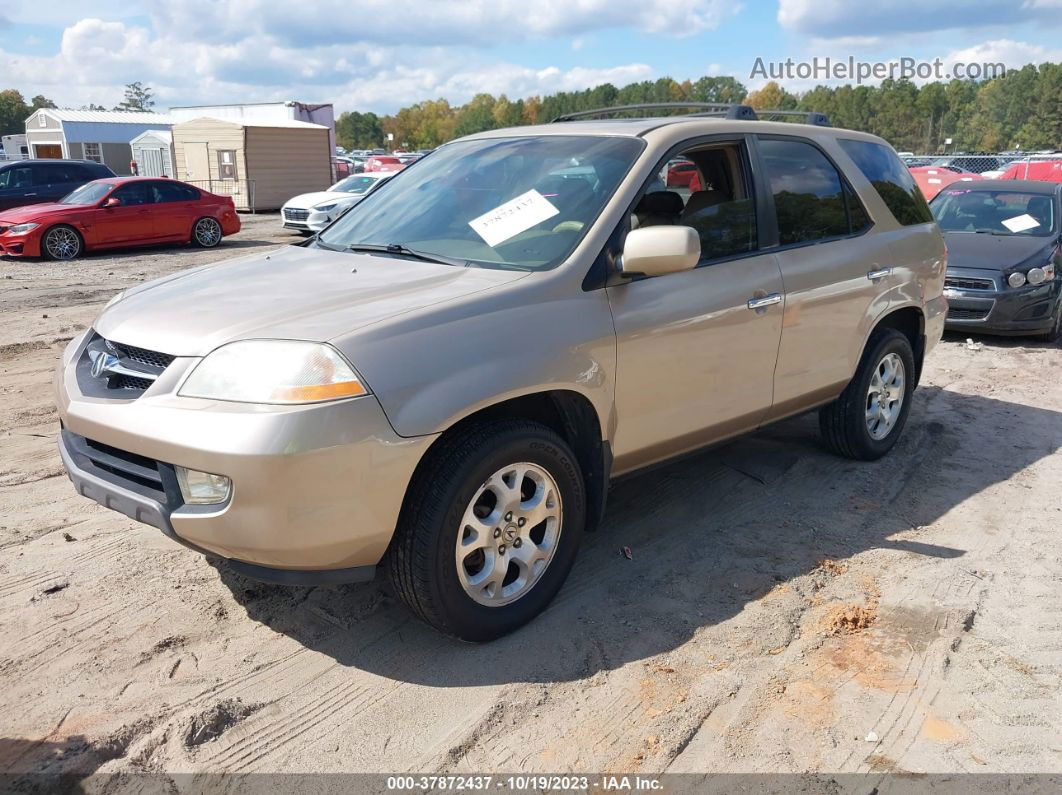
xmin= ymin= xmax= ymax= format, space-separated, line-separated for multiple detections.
xmin=192 ymin=217 xmax=223 ymax=248
xmin=387 ymin=419 xmax=586 ymax=641
xmin=819 ymin=328 xmax=916 ymax=461
xmin=41 ymin=225 xmax=83 ymax=261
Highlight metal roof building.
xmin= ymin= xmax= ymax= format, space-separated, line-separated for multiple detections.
xmin=24 ymin=109 xmax=177 ymax=175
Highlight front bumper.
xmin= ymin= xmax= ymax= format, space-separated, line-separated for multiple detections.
xmin=55 ymin=331 xmax=436 ymax=581
xmin=943 ymin=267 xmax=1061 ymax=336
xmin=0 ymin=228 xmax=43 ymax=257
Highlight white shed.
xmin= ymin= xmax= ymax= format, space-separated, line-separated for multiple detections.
xmin=130 ymin=130 xmax=174 ymax=178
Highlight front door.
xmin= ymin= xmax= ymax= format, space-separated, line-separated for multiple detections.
xmin=607 ymin=137 xmax=785 ymax=473
xmin=93 ymin=182 xmax=157 ymax=245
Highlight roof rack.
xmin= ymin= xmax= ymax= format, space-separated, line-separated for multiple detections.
xmin=549 ymin=102 xmax=831 ymax=127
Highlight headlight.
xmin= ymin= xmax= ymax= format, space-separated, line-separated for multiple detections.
xmin=1008 ymin=271 xmax=1027 ymax=288
xmin=1026 ymin=266 xmax=1047 ymax=285
xmin=6 ymin=222 xmax=39 ymax=235
xmin=180 ymin=340 xmax=368 ymax=404
xmin=315 ymin=203 xmax=337 ymax=212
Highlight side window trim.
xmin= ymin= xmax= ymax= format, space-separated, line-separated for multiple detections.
xmin=752 ymin=133 xmax=875 ymax=252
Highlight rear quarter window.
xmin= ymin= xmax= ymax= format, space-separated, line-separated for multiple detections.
xmin=838 ymin=139 xmax=934 ymax=226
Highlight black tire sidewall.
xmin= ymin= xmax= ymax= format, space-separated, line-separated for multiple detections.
xmin=424 ymin=427 xmax=585 ymax=641
xmin=851 ymin=331 xmax=916 ymax=458
xmin=43 ymin=225 xmax=81 ymax=261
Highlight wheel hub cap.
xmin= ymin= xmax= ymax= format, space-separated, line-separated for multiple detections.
xmin=865 ymin=352 xmax=906 ymax=441
xmin=455 ymin=462 xmax=563 ymax=607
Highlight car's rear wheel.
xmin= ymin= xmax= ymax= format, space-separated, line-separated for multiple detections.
xmin=819 ymin=328 xmax=916 ymax=460
xmin=42 ymin=225 xmax=82 ymax=261
xmin=192 ymin=217 xmax=223 ymax=248
xmin=387 ymin=419 xmax=585 ymax=641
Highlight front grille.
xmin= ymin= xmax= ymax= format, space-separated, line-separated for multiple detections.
xmin=948 ymin=307 xmax=991 ymax=320
xmin=113 ymin=374 xmax=154 ymax=391
xmin=945 ymin=276 xmax=995 ymax=291
xmin=284 ymin=208 xmax=309 ymax=221
xmin=63 ymin=429 xmax=180 ymax=508
xmin=111 ymin=342 xmax=175 ymax=370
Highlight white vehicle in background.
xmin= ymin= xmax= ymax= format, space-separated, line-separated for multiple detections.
xmin=281 ymin=173 xmax=388 ymax=234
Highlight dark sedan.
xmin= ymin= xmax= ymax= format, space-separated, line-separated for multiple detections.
xmin=930 ymin=180 xmax=1062 ymax=341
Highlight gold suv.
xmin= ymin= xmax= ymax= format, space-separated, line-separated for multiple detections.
xmin=56 ymin=104 xmax=947 ymax=640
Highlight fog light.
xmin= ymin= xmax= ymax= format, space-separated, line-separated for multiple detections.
xmin=1008 ymin=271 xmax=1027 ymax=288
xmin=175 ymin=466 xmax=231 ymax=505
xmin=1026 ymin=267 xmax=1046 ymax=285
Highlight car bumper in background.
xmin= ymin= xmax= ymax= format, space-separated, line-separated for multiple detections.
xmin=0 ymin=228 xmax=42 ymax=257
xmin=943 ymin=267 xmax=1061 ymax=335
xmin=281 ymin=206 xmax=311 ymax=231
xmin=54 ymin=331 xmax=436 ymax=581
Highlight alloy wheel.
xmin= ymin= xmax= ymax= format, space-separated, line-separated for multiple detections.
xmin=45 ymin=227 xmax=80 ymax=260
xmin=865 ymin=352 xmax=905 ymax=440
xmin=194 ymin=218 xmax=222 ymax=247
xmin=455 ymin=462 xmax=563 ymax=607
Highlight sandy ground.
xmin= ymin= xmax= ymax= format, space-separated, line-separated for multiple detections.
xmin=1 ymin=216 xmax=1060 ymax=785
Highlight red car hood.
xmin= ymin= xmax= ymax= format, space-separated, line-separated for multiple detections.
xmin=0 ymin=203 xmax=79 ymax=224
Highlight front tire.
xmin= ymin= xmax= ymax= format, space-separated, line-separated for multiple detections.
xmin=1036 ymin=299 xmax=1062 ymax=343
xmin=192 ymin=217 xmax=223 ymax=248
xmin=819 ymin=328 xmax=916 ymax=461
xmin=387 ymin=419 xmax=586 ymax=641
xmin=42 ymin=225 xmax=83 ymax=261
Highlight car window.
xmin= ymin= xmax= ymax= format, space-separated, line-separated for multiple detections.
xmin=112 ymin=182 xmax=156 ymax=206
xmin=0 ymin=166 xmax=39 ymax=189
xmin=759 ymin=138 xmax=857 ymax=245
xmin=837 ymin=139 xmax=934 ymax=226
xmin=60 ymin=182 xmax=112 ymax=205
xmin=319 ymin=135 xmax=644 ymax=271
xmin=930 ymin=189 xmax=1057 ymax=236
xmin=635 ymin=141 xmax=757 ymax=263
xmin=331 ymin=176 xmax=381 ymax=194
xmin=41 ymin=163 xmax=84 ymax=184
xmin=151 ymin=181 xmax=198 ymax=203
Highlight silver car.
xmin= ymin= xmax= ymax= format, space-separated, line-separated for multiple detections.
xmin=56 ymin=105 xmax=947 ymax=640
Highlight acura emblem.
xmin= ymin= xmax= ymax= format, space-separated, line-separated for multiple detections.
xmin=90 ymin=351 xmax=118 ymax=379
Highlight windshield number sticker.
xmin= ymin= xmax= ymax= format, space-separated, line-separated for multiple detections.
xmin=1001 ymin=214 xmax=1040 ymax=233
xmin=469 ymin=189 xmax=559 ymax=247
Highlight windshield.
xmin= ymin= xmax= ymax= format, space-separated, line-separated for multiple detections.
xmin=931 ymin=189 xmax=1057 ymax=236
xmin=60 ymin=182 xmax=111 ymax=205
xmin=318 ymin=135 xmax=644 ymax=270
xmin=330 ymin=175 xmax=381 ymax=194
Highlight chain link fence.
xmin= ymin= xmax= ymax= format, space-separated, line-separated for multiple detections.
xmin=901 ymin=153 xmax=1062 ymax=178
xmin=182 ymin=179 xmax=257 ymax=213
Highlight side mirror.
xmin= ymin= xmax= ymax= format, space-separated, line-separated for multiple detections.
xmin=103 ymin=197 xmax=122 ymax=208
xmin=620 ymin=226 xmax=700 ymax=277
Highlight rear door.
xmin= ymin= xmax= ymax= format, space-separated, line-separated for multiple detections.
xmin=0 ymin=164 xmax=46 ymax=210
xmin=94 ymin=182 xmax=157 ymax=244
xmin=149 ymin=181 xmax=199 ymax=239
xmin=39 ymin=162 xmax=90 ymax=202
xmin=753 ymin=136 xmax=887 ymax=421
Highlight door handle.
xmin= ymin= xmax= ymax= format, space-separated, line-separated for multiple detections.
xmin=747 ymin=293 xmax=782 ymax=310
xmin=867 ymin=267 xmax=893 ymax=280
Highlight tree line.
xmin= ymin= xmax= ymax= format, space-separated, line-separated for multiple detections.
xmin=0 ymin=83 xmax=156 ymax=138
xmin=337 ymin=64 xmax=1062 ymax=154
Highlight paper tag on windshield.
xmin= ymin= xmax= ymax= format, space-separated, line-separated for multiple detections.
xmin=1001 ymin=214 xmax=1040 ymax=233
xmin=469 ymin=189 xmax=559 ymax=247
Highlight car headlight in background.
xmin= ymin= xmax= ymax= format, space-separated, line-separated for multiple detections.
xmin=1008 ymin=271 xmax=1027 ymax=288
xmin=179 ymin=340 xmax=369 ymax=404
xmin=5 ymin=223 xmax=39 ymax=235
xmin=314 ymin=203 xmax=337 ymax=212
xmin=1008 ymin=263 xmax=1055 ymax=288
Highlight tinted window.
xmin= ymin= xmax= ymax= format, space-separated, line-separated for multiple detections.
xmin=847 ymin=187 xmax=872 ymax=233
xmin=112 ymin=182 xmax=155 ymax=206
xmin=0 ymin=166 xmax=37 ymax=189
xmin=930 ymin=189 xmax=1057 ymax=236
xmin=759 ymin=138 xmax=850 ymax=244
xmin=838 ymin=139 xmax=933 ymax=226
xmin=41 ymin=163 xmax=88 ymax=184
xmin=152 ymin=181 xmax=198 ymax=202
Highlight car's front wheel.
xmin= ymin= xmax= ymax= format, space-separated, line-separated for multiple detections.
xmin=819 ymin=328 xmax=916 ymax=460
xmin=42 ymin=225 xmax=83 ymax=261
xmin=388 ymin=419 xmax=586 ymax=641
xmin=1036 ymin=299 xmax=1062 ymax=343
xmin=192 ymin=217 xmax=223 ymax=248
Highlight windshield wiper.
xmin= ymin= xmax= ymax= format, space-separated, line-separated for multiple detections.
xmin=344 ymin=243 xmax=470 ymax=268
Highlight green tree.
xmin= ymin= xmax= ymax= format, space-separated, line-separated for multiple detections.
xmin=336 ymin=111 xmax=384 ymax=149
xmin=690 ymin=76 xmax=747 ymax=104
xmin=745 ymin=81 xmax=797 ymax=111
xmin=0 ymin=89 xmax=30 ymax=136
xmin=116 ymin=82 xmax=154 ymax=112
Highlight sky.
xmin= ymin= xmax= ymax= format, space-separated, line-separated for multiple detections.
xmin=2 ymin=0 xmax=1062 ymax=115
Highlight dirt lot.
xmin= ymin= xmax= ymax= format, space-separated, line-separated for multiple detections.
xmin=1 ymin=215 xmax=1060 ymax=783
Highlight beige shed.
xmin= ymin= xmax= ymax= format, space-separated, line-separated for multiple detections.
xmin=171 ymin=117 xmax=332 ymax=211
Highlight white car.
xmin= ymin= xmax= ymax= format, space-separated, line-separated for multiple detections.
xmin=281 ymin=174 xmax=388 ymax=234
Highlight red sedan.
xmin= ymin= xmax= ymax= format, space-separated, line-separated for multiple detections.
xmin=0 ymin=177 xmax=240 ymax=261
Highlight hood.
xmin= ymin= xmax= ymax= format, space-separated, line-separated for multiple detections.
xmin=0 ymin=203 xmax=83 ymax=223
xmin=282 ymin=191 xmax=349 ymax=210
xmin=943 ymin=231 xmax=1055 ymax=272
xmin=95 ymin=243 xmax=528 ymax=356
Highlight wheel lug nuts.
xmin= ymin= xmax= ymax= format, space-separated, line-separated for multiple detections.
xmin=505 ymin=512 xmax=513 ymax=521
xmin=498 ymin=544 xmax=506 ymax=555
xmin=513 ymin=538 xmax=522 ymax=548
xmin=517 ymin=518 xmax=526 ymax=527
xmin=493 ymin=528 xmax=501 ymax=538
